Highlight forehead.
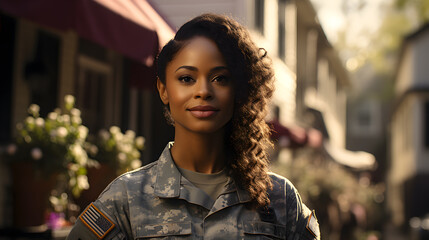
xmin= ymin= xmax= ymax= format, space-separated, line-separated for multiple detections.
xmin=168 ymin=36 xmax=227 ymax=69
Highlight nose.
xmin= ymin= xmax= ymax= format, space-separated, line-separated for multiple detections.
xmin=194 ymin=79 xmax=213 ymax=100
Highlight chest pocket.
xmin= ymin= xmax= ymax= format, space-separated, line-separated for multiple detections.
xmin=135 ymin=222 xmax=192 ymax=239
xmin=243 ymin=221 xmax=286 ymax=240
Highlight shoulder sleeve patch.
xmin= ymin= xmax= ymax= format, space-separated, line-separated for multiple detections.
xmin=80 ymin=203 xmax=116 ymax=239
xmin=306 ymin=210 xmax=320 ymax=239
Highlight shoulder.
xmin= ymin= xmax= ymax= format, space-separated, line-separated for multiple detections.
xmin=67 ymin=160 xmax=161 ymax=240
xmin=93 ymin=161 xmax=158 ymax=206
xmin=267 ymin=172 xmax=321 ymax=240
xmin=266 ymin=172 xmax=302 ymax=215
xmin=267 ymin=172 xmax=299 ymax=198
xmin=103 ymin=160 xmax=158 ymax=190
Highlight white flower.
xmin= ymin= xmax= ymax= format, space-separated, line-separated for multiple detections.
xmin=69 ymin=177 xmax=76 ymax=187
xmin=135 ymin=136 xmax=145 ymax=149
xmin=28 ymin=104 xmax=40 ymax=116
xmin=109 ymin=126 xmax=120 ymax=135
xmin=121 ymin=144 xmax=132 ymax=154
xmin=57 ymin=127 xmax=68 ymax=138
xmin=31 ymin=148 xmax=43 ymax=160
xmin=71 ymin=116 xmax=82 ymax=125
xmin=62 ymin=114 xmax=70 ymax=124
xmin=68 ymin=163 xmax=80 ymax=172
xmin=125 ymin=130 xmax=135 ymax=139
xmin=35 ymin=118 xmax=44 ymax=127
xmin=117 ymin=152 xmax=127 ymax=164
xmin=48 ymin=112 xmax=58 ymax=120
xmin=70 ymin=144 xmax=88 ymax=165
xmin=90 ymin=145 xmax=98 ymax=155
xmin=130 ymin=159 xmax=142 ymax=169
xmin=6 ymin=144 xmax=17 ymax=155
xmin=77 ymin=175 xmax=89 ymax=190
xmin=113 ymin=132 xmax=123 ymax=142
xmin=70 ymin=108 xmax=81 ymax=117
xmin=131 ymin=150 xmax=140 ymax=159
xmin=25 ymin=116 xmax=35 ymax=125
xmin=64 ymin=95 xmax=75 ymax=106
xmin=78 ymin=126 xmax=88 ymax=139
xmin=24 ymin=135 xmax=32 ymax=143
xmin=99 ymin=129 xmax=110 ymax=141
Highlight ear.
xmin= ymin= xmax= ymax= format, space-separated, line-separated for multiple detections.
xmin=156 ymin=77 xmax=169 ymax=105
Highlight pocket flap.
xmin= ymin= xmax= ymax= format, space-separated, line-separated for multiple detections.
xmin=243 ymin=221 xmax=286 ymax=239
xmin=136 ymin=222 xmax=192 ymax=238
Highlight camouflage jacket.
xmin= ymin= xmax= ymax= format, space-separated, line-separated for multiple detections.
xmin=67 ymin=143 xmax=320 ymax=240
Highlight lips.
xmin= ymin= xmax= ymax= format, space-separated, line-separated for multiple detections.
xmin=188 ymin=105 xmax=219 ymax=118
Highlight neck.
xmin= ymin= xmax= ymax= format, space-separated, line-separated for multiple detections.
xmin=171 ymin=128 xmax=227 ymax=174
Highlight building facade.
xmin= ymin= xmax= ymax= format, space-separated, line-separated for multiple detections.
xmin=388 ymin=23 xmax=429 ymax=228
xmin=0 ymin=0 xmax=175 ymax=226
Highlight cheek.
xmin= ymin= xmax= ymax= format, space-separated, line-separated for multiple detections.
xmin=222 ymin=89 xmax=235 ymax=117
xmin=166 ymin=87 xmax=188 ymax=113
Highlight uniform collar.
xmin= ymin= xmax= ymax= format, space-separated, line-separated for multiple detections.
xmin=154 ymin=142 xmax=181 ymax=198
xmin=153 ymin=142 xmax=251 ymax=204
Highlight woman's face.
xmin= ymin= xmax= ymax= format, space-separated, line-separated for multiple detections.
xmin=157 ymin=36 xmax=234 ymax=134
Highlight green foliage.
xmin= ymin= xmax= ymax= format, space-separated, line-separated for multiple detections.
xmin=87 ymin=126 xmax=145 ymax=175
xmin=5 ymin=95 xmax=92 ymax=197
xmin=395 ymin=0 xmax=429 ymax=23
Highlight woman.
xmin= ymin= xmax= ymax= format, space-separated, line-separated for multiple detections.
xmin=67 ymin=13 xmax=320 ymax=240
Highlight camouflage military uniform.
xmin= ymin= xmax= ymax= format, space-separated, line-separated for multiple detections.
xmin=67 ymin=143 xmax=320 ymax=240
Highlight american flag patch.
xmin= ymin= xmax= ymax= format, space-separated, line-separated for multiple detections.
xmin=80 ymin=203 xmax=115 ymax=239
xmin=306 ymin=210 xmax=320 ymax=239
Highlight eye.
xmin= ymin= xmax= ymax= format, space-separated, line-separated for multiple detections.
xmin=178 ymin=75 xmax=194 ymax=84
xmin=212 ymin=75 xmax=229 ymax=84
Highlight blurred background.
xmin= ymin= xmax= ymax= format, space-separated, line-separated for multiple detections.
xmin=0 ymin=0 xmax=428 ymax=239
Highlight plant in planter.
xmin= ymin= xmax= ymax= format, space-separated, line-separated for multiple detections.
xmin=4 ymin=95 xmax=93 ymax=227
xmin=92 ymin=126 xmax=144 ymax=174
xmin=76 ymin=126 xmax=144 ymax=208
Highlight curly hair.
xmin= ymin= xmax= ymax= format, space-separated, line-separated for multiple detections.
xmin=157 ymin=13 xmax=275 ymax=207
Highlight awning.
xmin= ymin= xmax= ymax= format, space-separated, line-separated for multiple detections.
xmin=304 ymin=107 xmax=376 ymax=170
xmin=0 ymin=0 xmax=175 ymax=65
xmin=268 ymin=120 xmax=323 ymax=149
xmin=269 ymin=109 xmax=376 ymax=170
xmin=324 ymin=141 xmax=376 ymax=171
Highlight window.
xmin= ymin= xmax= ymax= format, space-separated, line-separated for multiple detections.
xmin=350 ymin=100 xmax=381 ymax=136
xmin=254 ymin=0 xmax=265 ymax=34
xmin=75 ymin=55 xmax=110 ymax=133
xmin=357 ymin=109 xmax=371 ymax=127
xmin=25 ymin=30 xmax=60 ymax=117
xmin=76 ymin=39 xmax=113 ymax=133
xmin=278 ymin=0 xmax=286 ymax=60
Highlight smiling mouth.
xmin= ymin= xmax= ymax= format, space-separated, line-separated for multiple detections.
xmin=188 ymin=106 xmax=219 ymax=118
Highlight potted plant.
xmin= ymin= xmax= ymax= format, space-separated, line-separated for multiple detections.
xmin=76 ymin=126 xmax=144 ymax=208
xmin=5 ymin=95 xmax=92 ymax=227
xmin=92 ymin=126 xmax=144 ymax=174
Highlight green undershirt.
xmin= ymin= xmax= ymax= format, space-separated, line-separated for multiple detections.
xmin=178 ymin=167 xmax=230 ymax=201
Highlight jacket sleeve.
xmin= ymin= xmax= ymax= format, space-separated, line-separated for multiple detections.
xmin=66 ymin=203 xmax=126 ymax=240
xmin=285 ymin=180 xmax=321 ymax=240
xmin=67 ymin=177 xmax=132 ymax=240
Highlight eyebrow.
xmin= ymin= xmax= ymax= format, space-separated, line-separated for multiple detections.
xmin=175 ymin=66 xmax=197 ymax=72
xmin=175 ymin=65 xmax=229 ymax=73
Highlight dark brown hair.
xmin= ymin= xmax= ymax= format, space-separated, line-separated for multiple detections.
xmin=157 ymin=13 xmax=274 ymax=207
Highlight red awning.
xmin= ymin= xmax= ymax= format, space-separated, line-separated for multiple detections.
xmin=268 ymin=120 xmax=323 ymax=149
xmin=0 ymin=0 xmax=175 ymax=65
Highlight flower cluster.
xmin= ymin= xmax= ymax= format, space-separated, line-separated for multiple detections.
xmin=88 ymin=126 xmax=144 ymax=175
xmin=6 ymin=95 xmax=91 ymax=197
